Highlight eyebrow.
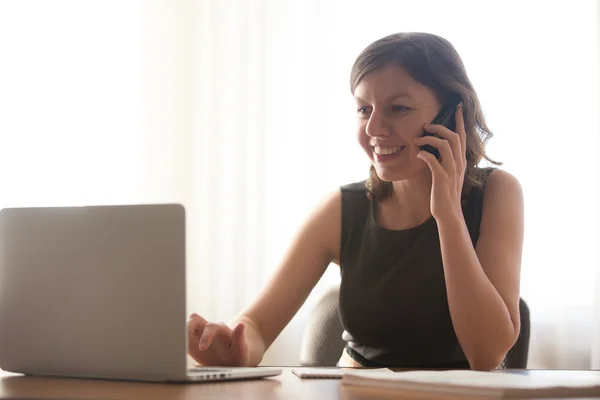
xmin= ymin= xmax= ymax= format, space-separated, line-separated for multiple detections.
xmin=354 ymin=92 xmax=413 ymax=102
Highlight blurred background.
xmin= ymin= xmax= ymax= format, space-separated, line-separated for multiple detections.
xmin=0 ymin=0 xmax=598 ymax=369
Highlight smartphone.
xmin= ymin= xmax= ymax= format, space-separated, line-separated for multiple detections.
xmin=419 ymin=96 xmax=461 ymax=159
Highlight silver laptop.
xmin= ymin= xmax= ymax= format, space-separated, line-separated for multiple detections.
xmin=0 ymin=204 xmax=281 ymax=383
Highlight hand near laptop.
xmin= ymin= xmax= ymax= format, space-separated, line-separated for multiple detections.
xmin=187 ymin=313 xmax=249 ymax=366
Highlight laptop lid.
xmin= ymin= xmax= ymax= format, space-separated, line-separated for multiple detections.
xmin=0 ymin=203 xmax=188 ymax=382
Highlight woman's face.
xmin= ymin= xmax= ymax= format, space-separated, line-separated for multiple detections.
xmin=354 ymin=63 xmax=442 ymax=182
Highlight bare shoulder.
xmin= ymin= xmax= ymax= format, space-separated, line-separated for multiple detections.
xmin=480 ymin=169 xmax=524 ymax=224
xmin=310 ymin=189 xmax=342 ymax=218
xmin=485 ymin=169 xmax=523 ymax=198
xmin=479 ymin=168 xmax=524 ymax=236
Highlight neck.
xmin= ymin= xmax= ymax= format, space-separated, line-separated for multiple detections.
xmin=388 ymin=168 xmax=433 ymax=219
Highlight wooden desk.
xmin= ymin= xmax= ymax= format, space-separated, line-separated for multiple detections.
xmin=1 ymin=368 xmax=600 ymax=400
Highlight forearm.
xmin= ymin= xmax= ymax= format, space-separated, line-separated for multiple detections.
xmin=437 ymin=211 xmax=518 ymax=370
xmin=229 ymin=315 xmax=266 ymax=366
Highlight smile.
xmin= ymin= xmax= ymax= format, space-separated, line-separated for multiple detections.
xmin=373 ymin=145 xmax=406 ymax=156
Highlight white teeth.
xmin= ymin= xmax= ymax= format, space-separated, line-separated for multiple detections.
xmin=373 ymin=145 xmax=403 ymax=156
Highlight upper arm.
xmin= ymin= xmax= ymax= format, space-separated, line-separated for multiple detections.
xmin=475 ymin=169 xmax=524 ymax=334
xmin=237 ymin=189 xmax=342 ymax=348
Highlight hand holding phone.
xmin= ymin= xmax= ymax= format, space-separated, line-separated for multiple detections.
xmin=419 ymin=96 xmax=461 ymax=159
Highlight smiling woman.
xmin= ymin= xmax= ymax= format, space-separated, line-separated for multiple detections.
xmin=350 ymin=34 xmax=501 ymax=203
xmin=337 ymin=33 xmax=522 ymax=370
xmin=161 ymin=0 xmax=598 ymax=371
xmin=188 ymin=31 xmax=524 ymax=372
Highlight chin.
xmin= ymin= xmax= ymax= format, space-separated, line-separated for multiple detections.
xmin=373 ymin=164 xmax=428 ymax=182
xmin=373 ymin=168 xmax=408 ymax=182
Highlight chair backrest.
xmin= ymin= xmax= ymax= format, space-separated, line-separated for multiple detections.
xmin=299 ymin=286 xmax=345 ymax=366
xmin=299 ymin=285 xmax=530 ymax=369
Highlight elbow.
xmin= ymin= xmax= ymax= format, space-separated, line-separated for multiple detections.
xmin=467 ymin=331 xmax=519 ymax=371
xmin=468 ymin=347 xmax=509 ymax=371
xmin=468 ymin=354 xmax=505 ymax=371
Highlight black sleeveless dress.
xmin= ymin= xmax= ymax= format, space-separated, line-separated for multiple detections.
xmin=338 ymin=167 xmax=495 ymax=368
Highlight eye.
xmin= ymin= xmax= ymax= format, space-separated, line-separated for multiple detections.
xmin=356 ymin=106 xmax=371 ymax=116
xmin=391 ymin=105 xmax=410 ymax=113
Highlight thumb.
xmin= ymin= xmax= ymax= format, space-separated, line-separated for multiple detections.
xmin=232 ymin=323 xmax=245 ymax=343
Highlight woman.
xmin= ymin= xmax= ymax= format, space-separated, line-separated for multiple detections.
xmin=187 ymin=32 xmax=524 ymax=371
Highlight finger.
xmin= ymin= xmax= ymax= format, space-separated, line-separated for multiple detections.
xmin=188 ymin=314 xmax=208 ymax=337
xmin=188 ymin=321 xmax=201 ymax=354
xmin=414 ymin=136 xmax=454 ymax=170
xmin=231 ymin=323 xmax=246 ymax=345
xmin=417 ymin=150 xmax=444 ymax=177
xmin=199 ymin=322 xmax=230 ymax=351
xmin=455 ymin=103 xmax=467 ymax=162
xmin=188 ymin=316 xmax=207 ymax=359
xmin=188 ymin=313 xmax=207 ymax=325
xmin=422 ymin=123 xmax=462 ymax=164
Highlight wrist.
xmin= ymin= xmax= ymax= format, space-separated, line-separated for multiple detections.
xmin=231 ymin=316 xmax=266 ymax=366
xmin=435 ymin=206 xmax=466 ymax=231
xmin=246 ymin=335 xmax=266 ymax=366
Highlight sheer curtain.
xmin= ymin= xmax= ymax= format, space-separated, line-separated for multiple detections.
xmin=0 ymin=0 xmax=145 ymax=207
xmin=1 ymin=0 xmax=598 ymax=368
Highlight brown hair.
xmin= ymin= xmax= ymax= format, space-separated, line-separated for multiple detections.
xmin=350 ymin=32 xmax=501 ymax=200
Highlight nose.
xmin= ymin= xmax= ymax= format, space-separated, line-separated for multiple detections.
xmin=365 ymin=109 xmax=391 ymax=138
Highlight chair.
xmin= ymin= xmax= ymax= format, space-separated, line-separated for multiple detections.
xmin=299 ymin=286 xmax=346 ymax=366
xmin=299 ymin=285 xmax=530 ymax=369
